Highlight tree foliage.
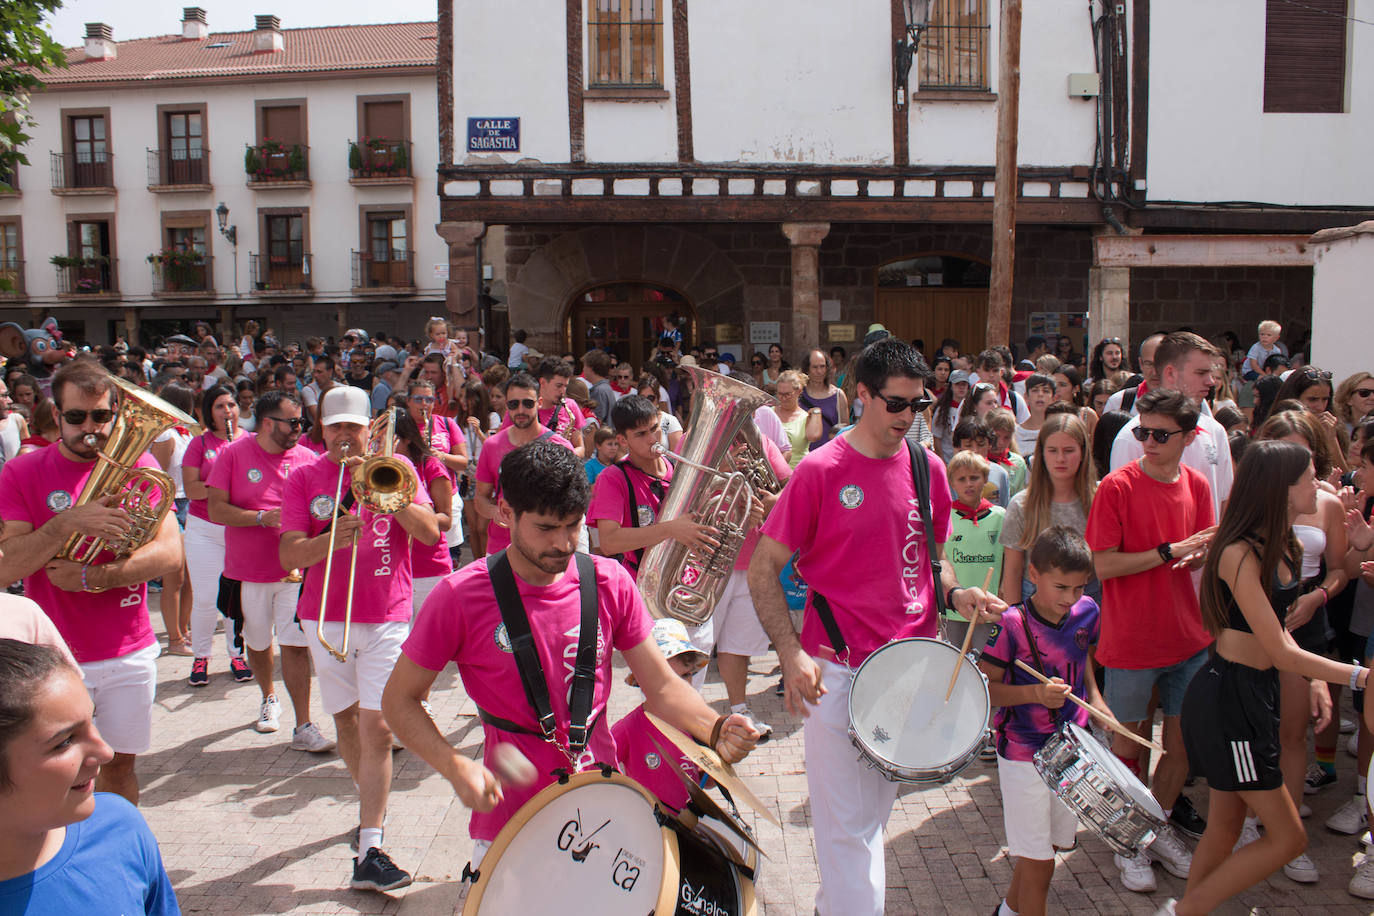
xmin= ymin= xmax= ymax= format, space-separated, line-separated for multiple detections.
xmin=0 ymin=1 xmax=68 ymax=186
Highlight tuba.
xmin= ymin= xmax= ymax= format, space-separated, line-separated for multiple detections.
xmin=59 ymin=376 xmax=201 ymax=565
xmin=638 ymin=366 xmax=778 ymax=627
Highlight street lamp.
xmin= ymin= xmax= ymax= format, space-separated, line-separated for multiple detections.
xmin=215 ymin=201 xmax=236 ymax=246
xmin=894 ymin=0 xmax=932 ymax=108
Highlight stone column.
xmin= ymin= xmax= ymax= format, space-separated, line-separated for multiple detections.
xmin=437 ymin=221 xmax=486 ymax=331
xmin=336 ymin=302 xmax=350 ymax=342
xmin=781 ymin=222 xmax=830 ymax=356
xmin=1087 ymin=266 xmax=1131 ymax=355
xmin=218 ymin=304 xmax=235 ymax=344
xmin=122 ymin=307 xmax=140 ymax=346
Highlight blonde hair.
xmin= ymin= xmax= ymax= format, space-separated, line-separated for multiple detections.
xmin=1016 ymin=413 xmax=1097 ymax=548
xmin=1258 ymin=319 xmax=1282 ymax=336
xmin=1034 ymin=354 xmax=1062 ymax=375
xmin=946 ymin=450 xmax=990 ymax=480
xmin=776 ymin=369 xmax=807 ymax=390
xmin=425 ymin=316 xmax=450 ymax=339
xmin=983 ymin=407 xmax=1018 ymax=452
xmin=1335 ymin=371 xmax=1374 ymax=425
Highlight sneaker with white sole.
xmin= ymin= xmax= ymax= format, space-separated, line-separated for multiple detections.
xmin=290 ymin=722 xmax=336 ymax=753
xmin=1305 ymin=763 xmax=1339 ymax=794
xmin=1283 ymin=853 xmax=1319 ymax=883
xmin=1233 ymin=818 xmax=1261 ymax=852
xmin=1115 ymin=851 xmax=1157 ymax=893
xmin=1327 ymin=795 xmax=1369 ymax=835
xmin=1349 ymin=732 xmax=1360 ymax=757
xmin=1351 ymin=857 xmax=1374 ymax=899
xmin=1343 ymin=716 xmax=1357 ymax=734
xmin=351 ymin=847 xmax=412 ymax=892
xmin=255 ymin=694 xmax=281 ymax=733
xmin=1147 ymin=826 xmax=1192 ymax=879
xmin=1299 ymin=803 xmax=1311 ymax=819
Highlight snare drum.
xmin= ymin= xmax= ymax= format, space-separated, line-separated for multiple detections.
xmin=847 ymin=637 xmax=991 ymax=784
xmin=463 ymin=770 xmax=756 ymax=916
xmin=1032 ymin=721 xmax=1166 ymax=857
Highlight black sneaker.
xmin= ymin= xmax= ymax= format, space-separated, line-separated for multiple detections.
xmin=1169 ymin=794 xmax=1207 ymax=839
xmin=229 ymin=656 xmax=254 ymax=683
xmin=188 ymin=657 xmax=209 ymax=688
xmin=351 ymin=847 xmax=412 ymax=892
xmin=775 ymin=676 xmax=785 ymax=697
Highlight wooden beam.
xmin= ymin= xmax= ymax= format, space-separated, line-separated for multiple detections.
xmin=566 ymin=0 xmax=585 ymax=162
xmin=672 ymin=0 xmax=694 ymax=161
xmin=1127 ymin=206 xmax=1374 ymax=233
xmin=987 ymin=0 xmax=1021 ymax=347
xmin=1094 ymin=234 xmax=1315 ymax=268
xmin=437 ymin=0 xmax=454 ymax=165
xmin=891 ymin=0 xmax=909 ymax=166
xmin=1129 ymin=0 xmax=1149 ymax=200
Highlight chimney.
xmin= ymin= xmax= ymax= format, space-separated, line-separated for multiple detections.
xmin=182 ymin=7 xmax=209 ymax=41
xmin=252 ymin=14 xmax=283 ymax=54
xmin=83 ymin=22 xmax=117 ymax=61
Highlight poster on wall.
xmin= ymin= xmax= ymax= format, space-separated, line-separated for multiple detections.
xmin=821 ymin=299 xmax=841 ymax=322
xmin=1029 ymin=312 xmax=1061 ymax=338
xmin=749 ymin=321 xmax=781 ymax=345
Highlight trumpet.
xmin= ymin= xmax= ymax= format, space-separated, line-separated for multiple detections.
xmin=315 ymin=408 xmax=418 ymax=662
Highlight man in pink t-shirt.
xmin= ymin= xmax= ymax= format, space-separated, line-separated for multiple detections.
xmin=499 ymin=357 xmax=587 ymax=457
xmin=0 ymin=361 xmax=184 ymax=805
xmin=474 ymin=373 xmax=573 ymax=555
xmin=748 ymin=338 xmax=1004 ymax=916
xmin=206 ymin=388 xmax=330 ymax=752
xmin=382 ymin=440 xmax=760 ymax=892
xmin=280 ymin=388 xmax=439 ymax=894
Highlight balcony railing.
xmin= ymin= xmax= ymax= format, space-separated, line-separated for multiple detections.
xmin=150 ymin=255 xmax=213 ymax=295
xmin=55 ymin=260 xmax=117 ymax=296
xmin=348 ymin=139 xmax=411 ymax=179
xmin=245 ymin=143 xmax=309 ymax=184
xmin=147 ymin=148 xmax=210 ymax=187
xmin=352 ymin=249 xmax=414 ymax=289
xmin=250 ymin=252 xmax=312 ymax=291
xmin=50 ymin=151 xmax=114 ymax=190
xmin=0 ymin=260 xmax=26 ymax=297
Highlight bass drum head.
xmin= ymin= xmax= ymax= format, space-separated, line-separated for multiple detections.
xmin=1067 ymin=722 xmax=1165 ymax=820
xmin=849 ymin=638 xmax=988 ymax=775
xmin=671 ymin=820 xmax=751 ymax=916
xmin=464 ymin=771 xmax=676 ymax=915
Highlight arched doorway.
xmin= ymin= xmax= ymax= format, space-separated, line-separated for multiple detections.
xmin=875 ymin=254 xmax=990 ymax=354
xmin=564 ymin=282 xmax=695 ymax=367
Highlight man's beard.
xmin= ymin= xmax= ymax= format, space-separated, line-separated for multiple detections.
xmin=511 ymin=413 xmax=534 ymax=429
xmin=64 ymin=430 xmax=105 ymax=458
xmin=511 ymin=533 xmax=573 ymax=575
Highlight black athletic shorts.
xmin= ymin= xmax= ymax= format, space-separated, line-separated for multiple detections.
xmin=1181 ymin=654 xmax=1282 ymax=793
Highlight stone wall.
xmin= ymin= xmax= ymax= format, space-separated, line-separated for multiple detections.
xmin=1129 ymin=265 xmax=1313 ymax=355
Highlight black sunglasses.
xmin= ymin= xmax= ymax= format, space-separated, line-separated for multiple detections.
xmin=1354 ymin=388 xmax=1374 ymax=399
xmin=263 ymin=415 xmax=306 ymax=431
xmin=1131 ymin=425 xmax=1187 ymax=444
xmin=1101 ymin=337 xmax=1122 ymax=345
xmin=509 ymin=398 xmax=538 ymax=410
xmin=61 ymin=408 xmax=114 ymax=425
xmin=1303 ymin=368 xmax=1334 ymax=382
xmin=877 ymin=394 xmax=933 ymax=414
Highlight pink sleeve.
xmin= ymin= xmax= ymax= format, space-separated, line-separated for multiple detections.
xmin=608 ymin=562 xmax=654 ymax=651
xmin=406 ymin=456 xmax=433 ymax=507
xmin=280 ymin=471 xmax=311 ymax=534
xmin=1085 ymin=477 xmax=1123 ymax=552
xmin=587 ymin=465 xmax=629 ymax=526
xmin=183 ymin=435 xmax=207 ymax=473
xmin=475 ymin=441 xmax=499 ymax=485
xmin=927 ymin=449 xmax=954 ymax=543
xmin=762 ymin=436 xmax=792 ymax=482
xmin=403 ymin=577 xmax=465 ymax=671
xmin=205 ymin=446 xmax=233 ymax=491
xmin=760 ymin=461 xmax=820 ymax=552
xmin=0 ymin=462 xmax=35 ymax=526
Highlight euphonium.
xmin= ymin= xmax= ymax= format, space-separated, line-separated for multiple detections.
xmin=59 ymin=376 xmax=202 ymax=565
xmin=638 ymin=366 xmax=777 ymax=627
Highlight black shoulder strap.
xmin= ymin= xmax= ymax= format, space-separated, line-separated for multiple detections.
xmin=907 ymin=440 xmax=946 ymax=618
xmin=538 ymin=429 xmax=555 ymax=442
xmin=1018 ymin=602 xmax=1060 ymax=725
xmin=613 ymin=461 xmax=642 ymax=571
xmin=1121 ymin=387 xmax=1136 ymax=412
xmin=568 ymin=553 xmax=599 ymax=750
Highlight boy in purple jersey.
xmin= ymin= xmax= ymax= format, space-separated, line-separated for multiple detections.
xmin=979 ymin=526 xmax=1108 ymax=916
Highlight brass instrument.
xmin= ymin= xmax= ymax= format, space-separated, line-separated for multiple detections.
xmin=59 ymin=376 xmax=202 ymax=565
xmin=637 ymin=367 xmax=778 ymax=627
xmin=316 ymin=408 xmax=419 ymax=661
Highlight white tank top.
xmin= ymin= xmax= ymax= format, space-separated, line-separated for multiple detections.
xmin=1293 ymin=523 xmax=1325 ymax=579
xmin=0 ymin=417 xmax=19 ymax=463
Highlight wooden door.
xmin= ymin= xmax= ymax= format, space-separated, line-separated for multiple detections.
xmin=875 ymin=288 xmax=988 ymax=355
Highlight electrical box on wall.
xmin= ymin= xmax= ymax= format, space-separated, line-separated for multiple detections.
xmin=1067 ymin=73 xmax=1101 ymax=99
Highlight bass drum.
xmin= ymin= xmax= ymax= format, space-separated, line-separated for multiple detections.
xmin=463 ymin=770 xmax=756 ymax=916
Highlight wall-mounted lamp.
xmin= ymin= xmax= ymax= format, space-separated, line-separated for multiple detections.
xmin=215 ymin=201 xmax=237 ymax=247
xmin=894 ymin=0 xmax=932 ymax=108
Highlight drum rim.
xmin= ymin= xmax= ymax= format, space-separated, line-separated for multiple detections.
xmin=462 ymin=769 xmax=680 ymax=915
xmin=847 ymin=636 xmax=991 ymax=773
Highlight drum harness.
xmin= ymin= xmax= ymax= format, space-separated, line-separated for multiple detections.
xmin=811 ymin=440 xmax=945 ymax=675
xmin=1004 ymin=604 xmax=1061 ymax=742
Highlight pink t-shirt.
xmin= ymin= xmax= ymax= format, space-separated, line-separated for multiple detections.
xmin=0 ymin=446 xmax=160 ymax=663
xmin=734 ymin=434 xmax=794 ymax=571
xmin=587 ymin=459 xmax=676 ymax=581
xmin=282 ymin=451 xmax=432 ymax=625
xmin=611 ymin=703 xmax=701 ymax=814
xmin=403 ymin=554 xmax=653 ymax=842
xmin=761 ymin=435 xmax=953 ymax=666
xmin=474 ymin=427 xmax=575 ymax=554
xmin=425 ymin=414 xmax=463 ymax=481
xmin=205 ymin=436 xmax=318 ymax=583
xmin=411 ymin=455 xmax=455 ymax=579
xmin=499 ymin=400 xmax=586 ymax=439
xmin=182 ymin=430 xmax=236 ymax=523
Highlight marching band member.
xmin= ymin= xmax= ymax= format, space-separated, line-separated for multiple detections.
xmin=280 ymin=386 xmax=439 ymax=893
xmin=747 ymin=337 xmax=1004 ymax=916
xmin=498 ymin=357 xmax=586 ymax=457
xmin=206 ymin=389 xmax=332 ymax=752
xmin=0 ymin=360 xmax=184 ymax=804
xmin=391 ymin=408 xmax=454 ymax=612
xmin=382 ymin=440 xmax=759 ymax=888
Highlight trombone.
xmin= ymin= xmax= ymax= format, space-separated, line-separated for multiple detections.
xmin=315 ymin=408 xmax=419 ymax=662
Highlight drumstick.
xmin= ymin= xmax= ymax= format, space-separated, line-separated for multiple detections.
xmin=944 ymin=567 xmax=996 ymax=703
xmin=1012 ymin=658 xmax=1164 ymax=753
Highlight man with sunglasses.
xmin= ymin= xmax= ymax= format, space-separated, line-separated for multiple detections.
xmin=207 ymin=389 xmax=332 ymax=752
xmin=747 ymin=337 xmax=1005 ymax=916
xmin=1087 ymin=387 xmax=1216 ymax=891
xmin=0 ymin=360 xmax=185 ymax=805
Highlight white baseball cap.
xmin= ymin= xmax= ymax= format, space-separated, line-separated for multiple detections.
xmin=320 ymin=386 xmax=371 ymax=426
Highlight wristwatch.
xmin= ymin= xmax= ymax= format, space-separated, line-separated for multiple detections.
xmin=1157 ymin=542 xmax=1173 ymax=563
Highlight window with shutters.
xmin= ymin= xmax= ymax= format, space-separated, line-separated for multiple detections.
xmin=588 ymin=0 xmax=664 ymax=88
xmin=1263 ymin=0 xmax=1348 ymax=113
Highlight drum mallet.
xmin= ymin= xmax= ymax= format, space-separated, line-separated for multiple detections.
xmin=944 ymin=567 xmax=996 ymax=703
xmin=1013 ymin=658 xmax=1164 ymax=753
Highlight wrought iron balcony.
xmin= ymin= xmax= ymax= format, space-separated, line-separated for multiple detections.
xmin=348 ymin=139 xmax=412 ymax=181
xmin=245 ymin=142 xmax=309 ymax=185
xmin=250 ymin=252 xmax=313 ymax=293
xmin=147 ymin=148 xmax=211 ymax=189
xmin=351 ymin=249 xmax=414 ymax=291
xmin=50 ymin=151 xmax=114 ymax=191
xmin=149 ymin=254 xmax=213 ymax=296
xmin=55 ymin=259 xmax=117 ymax=296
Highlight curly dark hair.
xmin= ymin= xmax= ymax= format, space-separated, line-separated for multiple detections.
xmin=499 ymin=439 xmax=591 ymax=519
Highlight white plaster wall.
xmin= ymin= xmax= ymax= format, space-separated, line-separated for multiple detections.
xmin=1310 ymin=229 xmax=1374 ymax=382
xmin=1147 ymin=0 xmax=1374 ymax=205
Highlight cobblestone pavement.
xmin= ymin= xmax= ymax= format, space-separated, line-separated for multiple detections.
xmin=140 ymin=616 xmax=1374 ymax=915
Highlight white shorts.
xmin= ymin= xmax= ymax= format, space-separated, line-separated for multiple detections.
xmin=997 ymin=754 xmax=1079 ymax=860
xmin=240 ymin=579 xmax=308 ymax=652
xmin=82 ymin=641 xmax=159 ymax=755
xmin=713 ymin=569 xmax=770 ymax=657
xmin=306 ymin=620 xmax=409 ymax=716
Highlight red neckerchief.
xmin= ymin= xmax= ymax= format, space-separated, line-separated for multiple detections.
xmin=953 ymin=498 xmax=993 ymax=525
xmin=988 ymin=450 xmax=1013 ymax=466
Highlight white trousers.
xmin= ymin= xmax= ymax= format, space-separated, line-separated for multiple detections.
xmin=806 ymin=658 xmax=899 ymax=916
xmin=185 ymin=515 xmax=240 ymax=659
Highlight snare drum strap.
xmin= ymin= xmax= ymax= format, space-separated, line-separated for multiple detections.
xmin=486 ymin=550 xmax=600 ymax=753
xmin=1017 ymin=603 xmax=1060 ymax=726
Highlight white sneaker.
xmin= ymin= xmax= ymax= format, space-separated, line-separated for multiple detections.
xmin=290 ymin=722 xmax=336 ymax=753
xmin=1362 ymin=829 xmax=1372 ymax=847
xmin=1343 ymin=716 xmax=1358 ymax=734
xmin=1233 ymin=817 xmax=1261 ymax=851
xmin=1154 ymin=900 xmax=1177 ymax=916
xmin=1147 ymin=826 xmax=1192 ymax=879
xmin=1351 ymin=856 xmax=1374 ymax=899
xmin=1327 ymin=795 xmax=1370 ymax=835
xmin=1283 ymin=853 xmax=1319 ymax=883
xmin=1349 ymin=732 xmax=1360 ymax=757
xmin=256 ymin=694 xmax=281 ymax=733
xmin=1299 ymin=803 xmax=1312 ymax=818
xmin=1115 ymin=851 xmax=1157 ymax=893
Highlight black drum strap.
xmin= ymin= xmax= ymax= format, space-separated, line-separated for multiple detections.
xmin=1018 ymin=601 xmax=1060 ymax=726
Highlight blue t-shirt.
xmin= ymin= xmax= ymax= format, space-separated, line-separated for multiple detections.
xmin=982 ymin=596 xmax=1100 ymax=762
xmin=0 ymin=793 xmax=179 ymax=915
xmin=585 ymin=456 xmax=610 ymax=484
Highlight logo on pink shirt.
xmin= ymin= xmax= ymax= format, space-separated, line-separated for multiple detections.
xmin=644 ymin=752 xmax=661 ymax=769
xmin=493 ymin=623 xmax=513 ymax=653
xmin=839 ymin=484 xmax=863 ymax=509
xmin=309 ymin=495 xmax=335 ymax=520
xmin=45 ymin=490 xmax=72 ymax=512
xmin=247 ymin=468 xmax=262 ymax=482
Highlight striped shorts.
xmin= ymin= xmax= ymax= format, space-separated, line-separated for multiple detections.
xmin=1180 ymin=654 xmax=1282 ymax=793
